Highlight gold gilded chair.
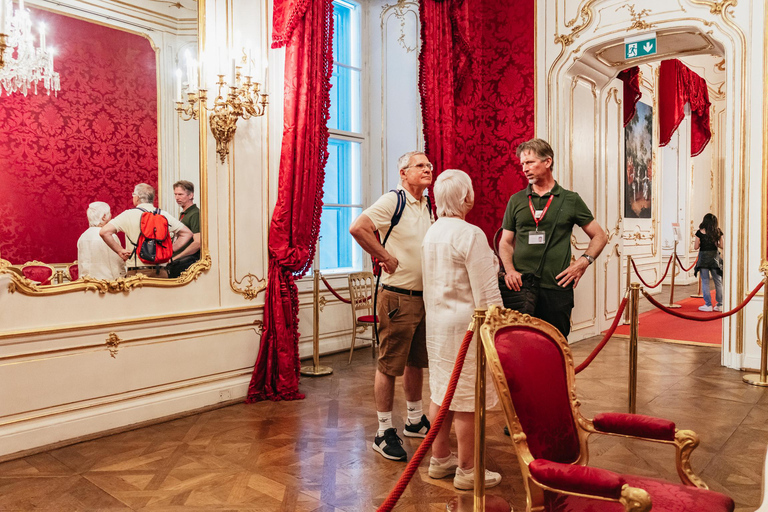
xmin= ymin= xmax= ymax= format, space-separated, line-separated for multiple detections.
xmin=20 ymin=261 xmax=56 ymax=286
xmin=479 ymin=305 xmax=734 ymax=512
xmin=347 ymin=271 xmax=377 ymax=364
xmin=66 ymin=261 xmax=79 ymax=281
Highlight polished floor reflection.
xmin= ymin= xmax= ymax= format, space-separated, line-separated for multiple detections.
xmin=0 ymin=312 xmax=765 ymax=510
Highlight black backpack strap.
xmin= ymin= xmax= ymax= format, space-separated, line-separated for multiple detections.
xmin=380 ymin=190 xmax=406 ymax=248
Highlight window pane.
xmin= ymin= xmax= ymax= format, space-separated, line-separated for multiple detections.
xmin=332 ymin=1 xmax=360 ymax=68
xmin=325 ymin=138 xmax=362 ymax=205
xmin=319 ymin=207 xmax=363 ymax=271
xmin=328 ymin=65 xmax=361 ymax=133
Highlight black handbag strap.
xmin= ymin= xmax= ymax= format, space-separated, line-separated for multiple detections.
xmin=534 ymin=194 xmax=565 ymax=279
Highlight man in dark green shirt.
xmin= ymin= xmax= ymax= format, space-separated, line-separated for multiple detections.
xmin=498 ymin=139 xmax=607 ymax=338
xmin=167 ymin=180 xmax=201 ymax=279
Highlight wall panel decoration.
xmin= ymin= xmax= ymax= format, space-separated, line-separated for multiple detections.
xmin=0 ymin=7 xmax=158 ymax=264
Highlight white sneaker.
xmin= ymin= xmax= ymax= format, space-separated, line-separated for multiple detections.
xmin=714 ymin=306 xmax=722 ymax=312
xmin=453 ymin=466 xmax=502 ymax=490
xmin=698 ymin=305 xmax=713 ymax=312
xmin=428 ymin=453 xmax=458 ymax=479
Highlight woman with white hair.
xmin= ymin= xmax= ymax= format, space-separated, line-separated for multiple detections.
xmin=421 ymin=169 xmax=503 ymax=490
xmin=76 ymin=201 xmax=126 ymax=281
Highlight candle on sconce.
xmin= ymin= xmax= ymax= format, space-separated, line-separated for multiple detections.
xmin=185 ymin=50 xmax=192 ymax=86
xmin=175 ymin=69 xmax=182 ymax=101
xmin=263 ymin=60 xmax=269 ymax=94
xmin=230 ymin=58 xmax=236 ymax=85
xmin=39 ymin=23 xmax=45 ymax=50
xmin=19 ymin=0 xmax=24 ymax=12
xmin=247 ymin=49 xmax=253 ymax=77
xmin=198 ymin=54 xmax=205 ymax=89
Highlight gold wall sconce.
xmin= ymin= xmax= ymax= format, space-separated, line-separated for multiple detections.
xmin=175 ymin=52 xmax=268 ymax=164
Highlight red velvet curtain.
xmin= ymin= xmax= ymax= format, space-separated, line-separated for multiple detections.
xmin=246 ymin=0 xmax=333 ymax=402
xmin=617 ymin=66 xmax=641 ymax=127
xmin=0 ymin=7 xmax=158 ymax=264
xmin=659 ymin=59 xmax=711 ymax=157
xmin=419 ymin=0 xmax=533 ymax=242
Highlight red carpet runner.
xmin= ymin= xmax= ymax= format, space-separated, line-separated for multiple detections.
xmin=611 ymin=291 xmax=722 ymax=346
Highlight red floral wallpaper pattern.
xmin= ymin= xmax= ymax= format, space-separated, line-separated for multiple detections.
xmin=420 ymin=0 xmax=534 ymax=244
xmin=0 ymin=8 xmax=158 ymax=264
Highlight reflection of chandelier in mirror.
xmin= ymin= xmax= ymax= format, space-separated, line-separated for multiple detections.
xmin=0 ymin=0 xmax=61 ymax=96
xmin=176 ymin=50 xmax=268 ymax=163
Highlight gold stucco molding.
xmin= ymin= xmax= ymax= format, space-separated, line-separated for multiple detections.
xmin=381 ymin=0 xmax=418 ymax=54
xmin=106 ymin=332 xmax=123 ymax=358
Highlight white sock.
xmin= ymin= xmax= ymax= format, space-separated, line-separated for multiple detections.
xmin=377 ymin=411 xmax=393 ymax=436
xmin=431 ymin=453 xmax=453 ymax=464
xmin=406 ymin=400 xmax=423 ymax=424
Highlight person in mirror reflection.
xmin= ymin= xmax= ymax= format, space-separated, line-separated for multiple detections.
xmin=99 ymin=183 xmax=192 ymax=279
xmin=694 ymin=213 xmax=724 ymax=312
xmin=421 ymin=169 xmax=503 ymax=490
xmin=349 ymin=151 xmax=434 ymax=462
xmin=166 ymin=180 xmax=201 ymax=279
xmin=497 ymin=138 xmax=607 ymax=339
xmin=76 ymin=202 xmax=126 ymax=281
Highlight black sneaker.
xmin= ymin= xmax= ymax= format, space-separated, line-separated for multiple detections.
xmin=503 ymin=425 xmax=510 ymax=436
xmin=372 ymin=428 xmax=407 ymax=461
xmin=403 ymin=414 xmax=431 ymax=438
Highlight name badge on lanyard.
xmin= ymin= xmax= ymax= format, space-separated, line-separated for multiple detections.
xmin=528 ymin=194 xmax=554 ymax=246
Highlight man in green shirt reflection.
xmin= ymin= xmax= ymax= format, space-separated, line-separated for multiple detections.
xmin=167 ymin=180 xmax=201 ymax=279
xmin=498 ymin=139 xmax=607 ymax=338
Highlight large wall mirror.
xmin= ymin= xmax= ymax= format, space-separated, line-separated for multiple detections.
xmin=0 ymin=0 xmax=210 ymax=295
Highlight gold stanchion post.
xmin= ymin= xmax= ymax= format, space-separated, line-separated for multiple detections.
xmin=667 ymin=242 xmax=681 ymax=308
xmin=446 ymin=309 xmax=510 ymax=512
xmin=691 ymin=275 xmax=703 ymax=298
xmin=624 ymin=255 xmax=632 ymax=323
xmin=743 ymin=272 xmax=768 ymax=387
xmin=300 ymin=269 xmax=333 ymax=376
xmin=629 ymin=283 xmax=640 ymax=414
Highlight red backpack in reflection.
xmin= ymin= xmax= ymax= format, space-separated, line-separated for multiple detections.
xmin=133 ymin=208 xmax=173 ymax=265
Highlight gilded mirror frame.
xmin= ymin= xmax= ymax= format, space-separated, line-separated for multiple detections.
xmin=0 ymin=1 xmax=210 ymax=295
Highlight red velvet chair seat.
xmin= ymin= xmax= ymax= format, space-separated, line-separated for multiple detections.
xmin=543 ymin=474 xmax=734 ymax=512
xmin=21 ymin=265 xmax=53 ymax=285
xmin=357 ymin=315 xmax=378 ymax=323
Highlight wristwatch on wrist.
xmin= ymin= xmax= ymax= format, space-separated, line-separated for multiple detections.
xmin=582 ymin=254 xmax=595 ymax=265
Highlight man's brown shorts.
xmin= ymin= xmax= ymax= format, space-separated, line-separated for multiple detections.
xmin=376 ymin=287 xmax=428 ymax=376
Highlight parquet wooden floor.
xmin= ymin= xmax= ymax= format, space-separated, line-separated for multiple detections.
xmin=2 ymin=307 xmax=766 ymax=510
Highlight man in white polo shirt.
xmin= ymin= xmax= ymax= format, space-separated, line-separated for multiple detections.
xmin=350 ymin=151 xmax=434 ymax=462
xmin=100 ymin=183 xmax=192 ymax=278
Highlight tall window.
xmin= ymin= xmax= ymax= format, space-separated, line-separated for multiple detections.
xmin=318 ymin=0 xmax=363 ymax=272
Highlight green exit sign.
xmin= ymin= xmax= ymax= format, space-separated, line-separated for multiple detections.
xmin=625 ymin=33 xmax=657 ymax=59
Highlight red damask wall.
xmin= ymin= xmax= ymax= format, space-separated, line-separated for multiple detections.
xmin=456 ymin=1 xmax=534 ymax=240
xmin=0 ymin=8 xmax=158 ymax=264
xmin=420 ymin=0 xmax=534 ymax=242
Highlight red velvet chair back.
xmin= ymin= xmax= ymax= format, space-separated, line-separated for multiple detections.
xmin=21 ymin=263 xmax=54 ymax=285
xmin=68 ymin=264 xmax=79 ymax=281
xmin=494 ymin=325 xmax=581 ymax=463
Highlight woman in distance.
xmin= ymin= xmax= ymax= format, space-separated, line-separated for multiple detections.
xmin=421 ymin=169 xmax=503 ymax=490
xmin=694 ymin=213 xmax=724 ymax=312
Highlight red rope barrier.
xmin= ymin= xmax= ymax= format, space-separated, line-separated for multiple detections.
xmin=319 ymin=275 xmax=352 ymax=304
xmin=378 ymin=328 xmax=475 ymax=512
xmin=630 ymin=253 xmax=674 ymax=289
xmin=575 ymin=297 xmax=629 ymax=374
xmin=642 ymin=281 xmax=764 ymax=321
xmin=676 ymin=254 xmax=697 ymax=273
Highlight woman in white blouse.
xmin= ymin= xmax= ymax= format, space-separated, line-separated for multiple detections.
xmin=421 ymin=169 xmax=503 ymax=490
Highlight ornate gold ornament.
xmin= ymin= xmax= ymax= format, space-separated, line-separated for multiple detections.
xmin=381 ymin=0 xmax=418 ymax=53
xmin=253 ymin=319 xmax=264 ymax=335
xmin=230 ymin=273 xmax=267 ymax=300
xmin=554 ymin=2 xmax=598 ymax=48
xmin=318 ymin=295 xmax=328 ymax=312
xmin=0 ymin=33 xmax=7 ymax=69
xmin=106 ymin=332 xmax=122 ymax=358
xmin=619 ymin=485 xmax=652 ymax=512
xmin=617 ymin=4 xmax=656 ymax=31
xmin=177 ymin=66 xmax=268 ymax=164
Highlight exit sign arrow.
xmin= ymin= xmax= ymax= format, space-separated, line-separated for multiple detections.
xmin=625 ymin=32 xmax=657 ymax=59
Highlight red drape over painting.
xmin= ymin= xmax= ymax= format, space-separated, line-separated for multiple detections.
xmin=419 ymin=0 xmax=534 ymax=242
xmin=0 ymin=7 xmax=158 ymax=264
xmin=618 ymin=66 xmax=642 ymax=127
xmin=247 ymin=0 xmax=334 ymax=402
xmin=658 ymin=59 xmax=711 ymax=157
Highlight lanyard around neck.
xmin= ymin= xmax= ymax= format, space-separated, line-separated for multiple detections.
xmin=528 ymin=194 xmax=554 ymax=231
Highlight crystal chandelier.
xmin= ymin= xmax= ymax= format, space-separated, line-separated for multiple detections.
xmin=0 ymin=0 xmax=61 ymax=96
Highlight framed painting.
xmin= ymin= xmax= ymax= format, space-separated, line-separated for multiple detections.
xmin=624 ymin=100 xmax=653 ymax=218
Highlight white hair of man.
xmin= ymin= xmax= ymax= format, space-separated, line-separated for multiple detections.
xmin=133 ymin=183 xmax=155 ymax=204
xmin=397 ymin=151 xmax=427 ymax=172
xmin=86 ymin=201 xmax=111 ymax=227
xmin=434 ymin=169 xmax=474 ymax=218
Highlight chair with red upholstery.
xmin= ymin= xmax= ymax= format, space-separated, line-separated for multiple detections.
xmin=347 ymin=271 xmax=378 ymax=364
xmin=20 ymin=261 xmax=55 ymax=286
xmin=479 ymin=305 xmax=734 ymax=512
xmin=67 ymin=262 xmax=79 ymax=281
